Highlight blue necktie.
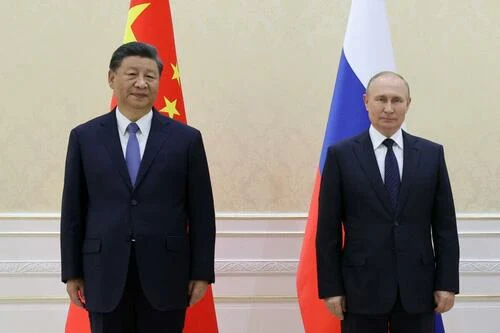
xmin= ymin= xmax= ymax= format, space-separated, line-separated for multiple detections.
xmin=383 ymin=138 xmax=400 ymax=211
xmin=126 ymin=123 xmax=140 ymax=186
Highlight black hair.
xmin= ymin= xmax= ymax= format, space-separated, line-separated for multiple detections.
xmin=109 ymin=41 xmax=164 ymax=75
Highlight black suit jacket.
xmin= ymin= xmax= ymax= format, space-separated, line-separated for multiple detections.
xmin=316 ymin=130 xmax=459 ymax=314
xmin=60 ymin=109 xmax=215 ymax=313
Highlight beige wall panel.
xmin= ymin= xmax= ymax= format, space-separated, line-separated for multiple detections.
xmin=0 ymin=1 xmax=129 ymax=211
xmin=171 ymin=1 xmax=349 ymax=211
xmin=0 ymin=1 xmax=498 ymax=212
xmin=390 ymin=1 xmax=500 ymax=211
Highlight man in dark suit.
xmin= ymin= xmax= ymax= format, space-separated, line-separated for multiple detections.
xmin=316 ymin=71 xmax=459 ymax=332
xmin=60 ymin=42 xmax=216 ymax=333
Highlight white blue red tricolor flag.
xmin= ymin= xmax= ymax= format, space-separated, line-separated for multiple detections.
xmin=296 ymin=0 xmax=445 ymax=331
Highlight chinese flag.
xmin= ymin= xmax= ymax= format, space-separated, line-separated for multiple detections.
xmin=64 ymin=1 xmax=219 ymax=332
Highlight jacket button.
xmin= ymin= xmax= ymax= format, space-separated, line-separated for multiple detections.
xmin=131 ymin=199 xmax=138 ymax=206
xmin=394 ymin=220 xmax=399 ymax=226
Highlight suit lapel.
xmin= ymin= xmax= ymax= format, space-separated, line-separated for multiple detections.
xmin=99 ymin=110 xmax=133 ymax=191
xmin=134 ymin=110 xmax=171 ymax=189
xmin=396 ymin=131 xmax=420 ymax=217
xmin=353 ymin=132 xmax=393 ymax=216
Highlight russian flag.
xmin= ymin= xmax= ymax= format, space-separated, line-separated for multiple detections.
xmin=296 ymin=0 xmax=445 ymax=331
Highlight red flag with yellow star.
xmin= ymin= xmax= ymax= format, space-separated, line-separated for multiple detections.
xmin=113 ymin=0 xmax=186 ymax=120
xmin=64 ymin=1 xmax=219 ymax=332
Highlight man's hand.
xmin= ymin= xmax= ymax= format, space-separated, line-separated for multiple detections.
xmin=66 ymin=278 xmax=85 ymax=308
xmin=188 ymin=280 xmax=209 ymax=306
xmin=323 ymin=296 xmax=346 ymax=320
xmin=434 ymin=290 xmax=455 ymax=313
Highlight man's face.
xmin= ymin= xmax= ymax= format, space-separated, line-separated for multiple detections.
xmin=364 ymin=74 xmax=411 ymax=137
xmin=108 ymin=56 xmax=160 ymax=112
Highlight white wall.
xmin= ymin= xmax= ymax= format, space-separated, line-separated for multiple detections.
xmin=0 ymin=213 xmax=499 ymax=332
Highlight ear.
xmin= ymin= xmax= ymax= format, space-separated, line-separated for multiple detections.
xmin=363 ymin=93 xmax=369 ymax=110
xmin=108 ymin=70 xmax=115 ymax=88
xmin=406 ymin=96 xmax=412 ymax=108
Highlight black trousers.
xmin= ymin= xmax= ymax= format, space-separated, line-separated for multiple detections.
xmin=89 ymin=245 xmax=186 ymax=333
xmin=341 ymin=292 xmax=435 ymax=333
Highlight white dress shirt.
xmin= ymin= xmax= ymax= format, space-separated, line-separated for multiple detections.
xmin=369 ymin=125 xmax=404 ymax=182
xmin=116 ymin=108 xmax=153 ymax=160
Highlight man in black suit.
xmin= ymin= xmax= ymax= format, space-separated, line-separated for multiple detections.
xmin=316 ymin=71 xmax=459 ymax=332
xmin=60 ymin=42 xmax=216 ymax=333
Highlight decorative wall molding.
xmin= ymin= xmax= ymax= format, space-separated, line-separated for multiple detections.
xmin=459 ymin=232 xmax=500 ymax=237
xmin=0 ymin=261 xmax=60 ymax=275
xmin=0 ymin=231 xmax=308 ymax=237
xmin=0 ymin=232 xmax=59 ymax=237
xmin=0 ymin=213 xmax=61 ymax=220
xmin=215 ymin=260 xmax=298 ymax=274
xmin=1 ymin=231 xmax=500 ymax=238
xmin=1 ymin=212 xmax=500 ymax=221
xmin=2 ymin=229 xmax=500 ymax=238
xmin=0 ymin=212 xmax=498 ymax=333
xmin=0 ymin=260 xmax=298 ymax=275
xmin=460 ymin=261 xmax=500 ymax=273
xmin=1 ymin=295 xmax=500 ymax=304
xmin=1 ymin=260 xmax=500 ymax=275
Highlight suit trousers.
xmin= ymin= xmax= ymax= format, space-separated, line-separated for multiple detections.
xmin=89 ymin=244 xmax=186 ymax=333
xmin=341 ymin=290 xmax=435 ymax=333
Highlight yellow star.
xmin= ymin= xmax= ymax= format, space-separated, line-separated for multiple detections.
xmin=171 ymin=63 xmax=181 ymax=85
xmin=160 ymin=97 xmax=180 ymax=119
xmin=123 ymin=3 xmax=151 ymax=43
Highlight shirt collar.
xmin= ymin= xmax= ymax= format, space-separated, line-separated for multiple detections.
xmin=116 ymin=108 xmax=153 ymax=135
xmin=369 ymin=125 xmax=404 ymax=150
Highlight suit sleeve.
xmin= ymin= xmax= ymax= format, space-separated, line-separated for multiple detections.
xmin=186 ymin=130 xmax=216 ymax=283
xmin=316 ymin=146 xmax=345 ymax=298
xmin=60 ymin=129 xmax=88 ymax=283
xmin=431 ymin=145 xmax=460 ymax=293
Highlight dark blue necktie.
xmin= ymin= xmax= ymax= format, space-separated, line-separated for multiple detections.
xmin=383 ymin=138 xmax=400 ymax=211
xmin=126 ymin=123 xmax=140 ymax=186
